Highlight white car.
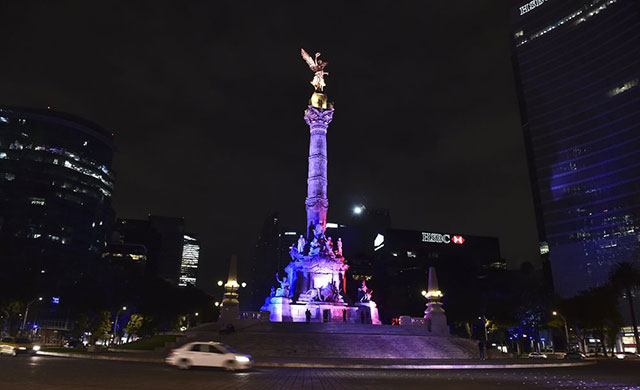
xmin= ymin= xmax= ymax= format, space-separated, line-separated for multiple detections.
xmin=527 ymin=352 xmax=548 ymax=359
xmin=166 ymin=341 xmax=252 ymax=371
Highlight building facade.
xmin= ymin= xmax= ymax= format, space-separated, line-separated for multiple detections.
xmin=511 ymin=0 xmax=640 ymax=297
xmin=111 ymin=216 xmax=198 ymax=286
xmin=0 ymin=106 xmax=115 ymax=279
xmin=370 ymin=228 xmax=502 ymax=323
xmin=179 ymin=234 xmax=200 ymax=286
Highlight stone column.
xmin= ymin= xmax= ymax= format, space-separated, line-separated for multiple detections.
xmin=219 ymin=255 xmax=240 ymax=326
xmin=424 ymin=266 xmax=448 ymax=335
xmin=304 ymin=105 xmax=334 ymax=236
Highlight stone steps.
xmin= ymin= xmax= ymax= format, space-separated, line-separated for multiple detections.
xmin=183 ymin=322 xmax=476 ymax=359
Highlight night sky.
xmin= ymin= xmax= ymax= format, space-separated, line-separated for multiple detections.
xmin=0 ymin=1 xmax=539 ymax=291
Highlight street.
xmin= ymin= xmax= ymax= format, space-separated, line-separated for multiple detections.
xmin=1 ymin=355 xmax=639 ymax=390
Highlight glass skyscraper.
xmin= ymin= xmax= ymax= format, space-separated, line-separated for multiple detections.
xmin=0 ymin=106 xmax=115 ymax=277
xmin=511 ymin=0 xmax=640 ymax=297
xmin=179 ymin=234 xmax=200 ymax=286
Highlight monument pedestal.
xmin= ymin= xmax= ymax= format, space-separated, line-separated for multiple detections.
xmin=261 ymin=299 xmax=382 ymax=324
xmin=424 ymin=304 xmax=448 ymax=335
xmin=356 ymin=301 xmax=382 ymax=325
xmin=262 ymin=297 xmax=293 ymax=322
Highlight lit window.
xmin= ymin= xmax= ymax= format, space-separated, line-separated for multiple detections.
xmin=608 ymin=79 xmax=638 ymax=97
xmin=515 ymin=0 xmax=618 ymax=47
xmin=539 ymin=242 xmax=549 ymax=255
xmin=407 ymin=251 xmax=417 ymax=258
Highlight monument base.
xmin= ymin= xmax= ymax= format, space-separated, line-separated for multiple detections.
xmin=425 ymin=310 xmax=449 ymax=335
xmin=261 ymin=299 xmax=381 ymax=324
xmin=356 ymin=301 xmax=382 ymax=325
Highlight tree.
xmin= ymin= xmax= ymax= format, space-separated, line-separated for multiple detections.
xmin=71 ymin=313 xmax=90 ymax=339
xmin=89 ymin=311 xmax=112 ymax=344
xmin=125 ymin=314 xmax=144 ymax=342
xmin=561 ymin=285 xmax=622 ymax=356
xmin=609 ymin=262 xmax=640 ymax=352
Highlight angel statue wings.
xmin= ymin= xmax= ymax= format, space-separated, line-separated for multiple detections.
xmin=301 ymin=48 xmax=329 ymax=92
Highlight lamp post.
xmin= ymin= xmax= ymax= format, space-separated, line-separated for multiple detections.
xmin=20 ymin=297 xmax=43 ymax=334
xmin=479 ymin=315 xmax=488 ymax=342
xmin=112 ymin=306 xmax=127 ymax=345
xmin=553 ymin=311 xmax=570 ymax=350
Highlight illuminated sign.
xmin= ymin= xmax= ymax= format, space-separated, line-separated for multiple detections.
xmin=519 ymin=0 xmax=546 ymax=15
xmin=422 ymin=232 xmax=465 ymax=245
xmin=52 ymin=297 xmax=60 ymax=304
xmin=374 ymin=233 xmax=385 ymax=251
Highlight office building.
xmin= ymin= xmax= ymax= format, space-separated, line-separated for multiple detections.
xmin=511 ymin=0 xmax=640 ymax=297
xmin=111 ymin=216 xmax=198 ymax=286
xmin=0 ymin=106 xmax=115 ymax=277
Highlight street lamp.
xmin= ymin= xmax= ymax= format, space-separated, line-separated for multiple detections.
xmin=479 ymin=316 xmax=488 ymax=342
xmin=217 ymin=280 xmax=223 ymax=286
xmin=112 ymin=306 xmax=127 ymax=345
xmin=20 ymin=297 xmax=43 ymax=334
xmin=353 ymin=205 xmax=365 ymax=215
xmin=553 ymin=311 xmax=570 ymax=351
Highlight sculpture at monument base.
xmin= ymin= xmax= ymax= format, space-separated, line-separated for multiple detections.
xmin=260 ymin=235 xmax=381 ymax=324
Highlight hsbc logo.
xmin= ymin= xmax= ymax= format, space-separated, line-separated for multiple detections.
xmin=422 ymin=232 xmax=465 ymax=245
xmin=452 ymin=235 xmax=465 ymax=244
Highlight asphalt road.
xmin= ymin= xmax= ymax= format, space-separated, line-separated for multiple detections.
xmin=1 ymin=355 xmax=640 ymax=390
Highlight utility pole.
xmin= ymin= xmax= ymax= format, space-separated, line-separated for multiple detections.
xmin=21 ymin=297 xmax=43 ymax=334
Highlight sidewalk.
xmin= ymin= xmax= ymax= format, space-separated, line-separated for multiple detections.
xmin=37 ymin=350 xmax=596 ymax=370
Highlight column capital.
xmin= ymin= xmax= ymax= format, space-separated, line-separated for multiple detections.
xmin=304 ymin=105 xmax=334 ymax=128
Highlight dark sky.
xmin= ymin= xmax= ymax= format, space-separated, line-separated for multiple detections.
xmin=0 ymin=1 xmax=539 ymax=290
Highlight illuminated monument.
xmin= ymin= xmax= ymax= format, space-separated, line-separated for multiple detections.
xmin=261 ymin=49 xmax=380 ymax=324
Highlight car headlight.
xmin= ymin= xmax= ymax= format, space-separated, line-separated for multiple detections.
xmin=18 ymin=347 xmax=27 ymax=350
xmin=235 ymin=355 xmax=250 ymax=363
xmin=32 ymin=345 xmax=41 ymax=351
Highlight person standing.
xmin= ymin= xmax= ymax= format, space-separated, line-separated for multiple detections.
xmin=478 ymin=340 xmax=485 ymax=360
xmin=305 ymin=308 xmax=311 ymax=323
xmin=342 ymin=309 xmax=347 ymax=323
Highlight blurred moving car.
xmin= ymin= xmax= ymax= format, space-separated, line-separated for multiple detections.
xmin=615 ymin=352 xmax=640 ymax=360
xmin=0 ymin=337 xmax=41 ymax=356
xmin=166 ymin=341 xmax=252 ymax=371
xmin=527 ymin=352 xmax=548 ymax=359
xmin=563 ymin=351 xmax=586 ymax=360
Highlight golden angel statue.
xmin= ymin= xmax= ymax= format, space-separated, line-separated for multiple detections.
xmin=301 ymin=48 xmax=329 ymax=92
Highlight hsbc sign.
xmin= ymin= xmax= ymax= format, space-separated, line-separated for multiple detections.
xmin=422 ymin=232 xmax=465 ymax=245
xmin=519 ymin=0 xmax=546 ymax=15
